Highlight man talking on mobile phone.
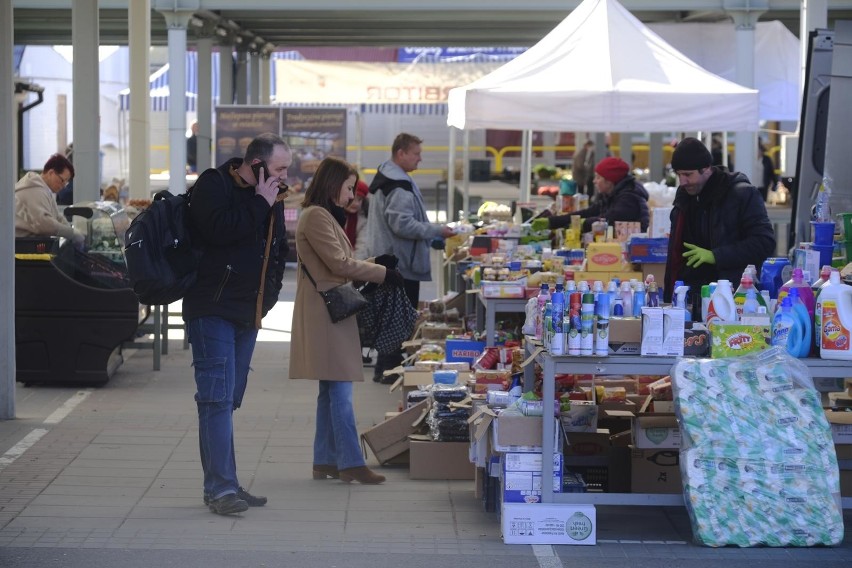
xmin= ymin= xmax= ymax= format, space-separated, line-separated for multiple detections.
xmin=182 ymin=132 xmax=291 ymax=515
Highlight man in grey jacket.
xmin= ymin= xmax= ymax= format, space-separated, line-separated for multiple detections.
xmin=365 ymin=133 xmax=454 ymax=383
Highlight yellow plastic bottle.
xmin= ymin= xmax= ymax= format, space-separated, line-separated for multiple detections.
xmin=817 ymin=270 xmax=852 ymax=360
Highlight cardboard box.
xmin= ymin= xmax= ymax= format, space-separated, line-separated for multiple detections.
xmin=634 ymin=415 xmax=682 ymax=449
xmin=445 ymin=339 xmax=487 ymax=364
xmin=492 ymin=414 xmax=561 ymax=453
xmin=649 ymin=207 xmax=673 ymax=238
xmin=630 ymin=448 xmax=682 ymax=494
xmin=481 ymin=281 xmax=526 ymax=298
xmin=628 ymin=237 xmax=669 ymax=263
xmin=640 ymin=307 xmax=664 ymax=356
xmin=662 ymin=307 xmax=685 ymax=356
xmin=683 ymin=327 xmax=711 ymax=357
xmin=637 ymin=262 xmax=666 ymax=284
xmin=609 ymin=317 xmax=641 ymax=355
xmin=501 ymin=503 xmax=596 ymax=545
xmin=709 ymin=323 xmax=771 ymax=358
xmin=502 ymin=452 xmax=563 ymax=503
xmin=360 ymin=401 xmax=428 ymax=464
xmin=409 ymin=439 xmax=475 ymax=480
xmin=585 ymin=242 xmax=624 ymax=272
xmin=826 ymin=410 xmax=852 ymax=444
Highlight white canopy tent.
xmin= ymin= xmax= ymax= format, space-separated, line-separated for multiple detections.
xmin=446 ymin=0 xmax=760 ymax=208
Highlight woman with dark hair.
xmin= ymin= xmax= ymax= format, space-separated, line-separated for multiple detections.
xmin=289 ymin=156 xmax=403 ymax=485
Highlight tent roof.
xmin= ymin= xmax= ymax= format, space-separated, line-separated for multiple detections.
xmin=447 ymin=0 xmax=759 ymax=132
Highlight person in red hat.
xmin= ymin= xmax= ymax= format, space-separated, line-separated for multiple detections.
xmin=533 ymin=156 xmax=649 ymax=234
xmin=344 ymin=179 xmax=370 ymax=259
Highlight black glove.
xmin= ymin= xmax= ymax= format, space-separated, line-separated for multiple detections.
xmin=430 ymin=238 xmax=446 ymax=250
xmin=375 ymin=253 xmax=398 ymax=269
xmin=383 ymin=269 xmax=405 ymax=287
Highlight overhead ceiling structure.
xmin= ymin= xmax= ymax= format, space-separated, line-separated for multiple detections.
xmin=10 ymin=1 xmax=852 ymax=48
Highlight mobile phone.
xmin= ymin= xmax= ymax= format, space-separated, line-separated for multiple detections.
xmin=251 ymin=160 xmax=271 ymax=184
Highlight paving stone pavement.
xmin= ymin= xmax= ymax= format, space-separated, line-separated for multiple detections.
xmin=1 ymin=269 xmax=851 ymax=566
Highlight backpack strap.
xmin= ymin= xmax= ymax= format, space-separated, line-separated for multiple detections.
xmin=368 ymin=170 xmax=413 ymax=196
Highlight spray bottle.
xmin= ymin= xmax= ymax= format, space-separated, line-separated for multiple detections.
xmin=567 ymin=291 xmax=582 ymax=356
xmin=550 ymin=280 xmax=565 ymax=355
xmin=632 ymin=281 xmax=646 ymax=317
xmin=673 ymin=280 xmax=692 ymax=323
xmin=607 ymin=280 xmax=619 ymax=316
xmin=620 ymin=281 xmax=633 ymax=318
xmin=595 ymin=293 xmax=610 ymax=356
xmin=580 ymin=292 xmax=595 ymax=356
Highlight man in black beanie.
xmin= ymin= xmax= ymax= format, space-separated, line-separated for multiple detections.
xmin=664 ymin=137 xmax=775 ymax=321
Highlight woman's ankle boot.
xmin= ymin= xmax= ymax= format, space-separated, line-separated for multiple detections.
xmin=339 ymin=466 xmax=385 ymax=485
xmin=312 ymin=464 xmax=340 ymax=480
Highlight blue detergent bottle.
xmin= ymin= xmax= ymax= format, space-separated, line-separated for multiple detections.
xmin=771 ymin=297 xmax=802 ymax=357
xmin=787 ymin=287 xmax=812 ymax=358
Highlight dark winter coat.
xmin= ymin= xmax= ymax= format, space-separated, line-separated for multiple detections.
xmin=182 ymin=159 xmax=288 ymax=327
xmin=663 ymin=168 xmax=775 ymax=312
xmin=549 ymin=174 xmax=650 ymax=233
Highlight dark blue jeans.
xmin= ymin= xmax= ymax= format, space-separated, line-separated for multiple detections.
xmin=187 ymin=316 xmax=258 ymax=500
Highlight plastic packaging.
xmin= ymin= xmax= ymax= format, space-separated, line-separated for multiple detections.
xmin=817 ymin=269 xmax=852 ymax=360
xmin=535 ymin=283 xmax=551 ymax=340
xmin=814 ymin=175 xmax=832 ymax=222
xmin=706 ymin=279 xmax=735 ymax=325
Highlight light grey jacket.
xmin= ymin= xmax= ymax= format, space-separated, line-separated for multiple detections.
xmin=365 ymin=160 xmax=444 ymax=281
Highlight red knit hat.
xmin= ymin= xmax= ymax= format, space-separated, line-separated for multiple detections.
xmin=594 ymin=157 xmax=630 ymax=184
xmin=355 ymin=180 xmax=369 ymax=198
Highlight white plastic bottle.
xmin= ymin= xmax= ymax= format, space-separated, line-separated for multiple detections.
xmin=706 ymin=279 xmax=736 ymax=325
xmin=817 ymin=270 xmax=852 ymax=360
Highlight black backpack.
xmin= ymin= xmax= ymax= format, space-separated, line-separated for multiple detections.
xmin=123 ymin=170 xmax=224 ymax=305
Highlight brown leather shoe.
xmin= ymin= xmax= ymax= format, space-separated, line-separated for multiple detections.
xmin=339 ymin=465 xmax=385 ymax=485
xmin=312 ymin=464 xmax=340 ymax=480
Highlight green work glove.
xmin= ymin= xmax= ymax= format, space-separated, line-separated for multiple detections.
xmin=682 ymin=242 xmax=715 ymax=268
xmin=531 ymin=218 xmax=550 ymax=232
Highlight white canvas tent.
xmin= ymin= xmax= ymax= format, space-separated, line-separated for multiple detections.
xmin=446 ymin=0 xmax=760 ymax=133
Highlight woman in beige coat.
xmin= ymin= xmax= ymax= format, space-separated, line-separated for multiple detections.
xmin=290 ymin=157 xmax=404 ymax=484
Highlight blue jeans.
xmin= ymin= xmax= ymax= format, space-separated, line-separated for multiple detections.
xmin=187 ymin=316 xmax=258 ymax=500
xmin=313 ymin=381 xmax=365 ymax=470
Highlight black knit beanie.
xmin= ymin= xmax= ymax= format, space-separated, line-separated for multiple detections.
xmin=671 ymin=138 xmax=713 ymax=171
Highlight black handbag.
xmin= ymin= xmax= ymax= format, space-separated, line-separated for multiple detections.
xmin=358 ymin=283 xmax=418 ymax=354
xmin=300 ymin=259 xmax=367 ymax=323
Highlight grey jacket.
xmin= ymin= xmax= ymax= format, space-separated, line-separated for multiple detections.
xmin=365 ymin=160 xmax=444 ymax=281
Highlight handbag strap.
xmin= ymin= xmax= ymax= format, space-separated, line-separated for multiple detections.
xmin=298 ymin=256 xmax=320 ymax=290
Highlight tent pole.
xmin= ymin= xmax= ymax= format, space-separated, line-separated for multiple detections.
xmin=447 ymin=127 xmax=456 ymax=221
xmin=520 ymin=130 xmax=532 ymax=205
xmin=462 ymin=129 xmax=470 ymax=219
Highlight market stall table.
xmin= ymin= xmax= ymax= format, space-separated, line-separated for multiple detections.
xmin=476 ymin=293 xmax=527 ymax=347
xmin=522 ymin=341 xmax=852 ymax=509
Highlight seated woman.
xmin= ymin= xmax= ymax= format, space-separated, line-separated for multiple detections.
xmin=533 ymin=157 xmax=649 ymax=234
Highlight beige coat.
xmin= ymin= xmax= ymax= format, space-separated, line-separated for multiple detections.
xmin=289 ymin=206 xmax=386 ymax=382
xmin=14 ymin=171 xmax=76 ymax=240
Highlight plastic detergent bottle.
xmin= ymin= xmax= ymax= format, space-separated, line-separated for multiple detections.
xmin=535 ymin=283 xmax=550 ymax=341
xmin=734 ymin=274 xmax=767 ymax=319
xmin=786 ymin=287 xmax=813 ymax=358
xmin=700 ymin=284 xmax=711 ymax=322
xmin=812 ymin=265 xmax=833 ymax=300
xmin=706 ymin=279 xmax=736 ymax=325
xmin=777 ymin=268 xmax=815 ymax=320
xmin=742 ymin=288 xmax=759 ymax=316
xmin=817 ymin=270 xmax=852 ymax=360
xmin=771 ymin=297 xmax=804 ymax=357
xmin=550 ymin=281 xmax=565 ymax=355
xmin=673 ymin=281 xmax=692 ymax=322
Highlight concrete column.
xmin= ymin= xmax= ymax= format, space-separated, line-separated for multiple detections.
xmin=447 ymin=126 xmax=457 ymax=220
xmin=260 ymin=52 xmax=272 ymax=105
xmin=619 ymin=133 xmax=634 ymax=165
xmin=218 ymin=44 xmax=234 ymax=106
xmin=235 ymin=47 xmax=248 ymax=105
xmin=72 ymin=0 xmax=100 ymax=202
xmin=196 ymin=24 xmax=215 ymax=171
xmin=159 ymin=9 xmax=193 ymax=195
xmin=249 ymin=50 xmax=260 ymax=105
xmin=728 ymin=5 xmax=765 ymax=184
xmin=1 ymin=0 xmax=16 ymax=419
xmin=128 ymin=1 xmax=150 ymax=200
xmin=520 ymin=130 xmax=532 ymax=204
xmin=462 ymin=129 xmax=470 ymax=216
